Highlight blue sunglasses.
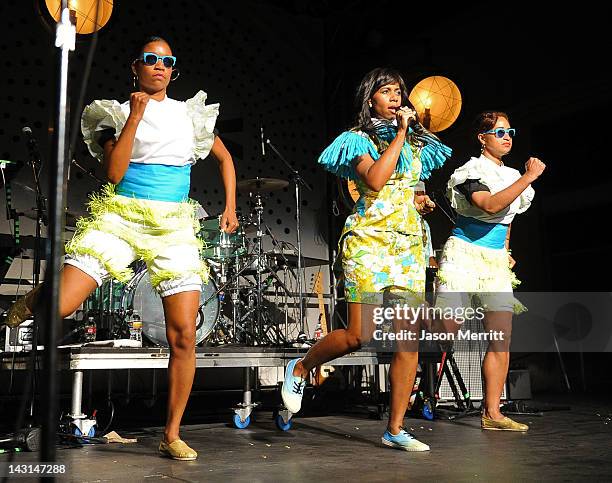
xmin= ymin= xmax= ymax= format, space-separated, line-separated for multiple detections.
xmin=139 ymin=52 xmax=177 ymax=68
xmin=482 ymin=128 xmax=516 ymax=138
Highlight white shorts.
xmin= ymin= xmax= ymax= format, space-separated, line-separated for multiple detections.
xmin=435 ymin=236 xmax=525 ymax=314
xmin=65 ymin=190 xmax=207 ymax=298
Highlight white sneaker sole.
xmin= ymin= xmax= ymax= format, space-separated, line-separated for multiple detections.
xmin=381 ymin=437 xmax=430 ymax=452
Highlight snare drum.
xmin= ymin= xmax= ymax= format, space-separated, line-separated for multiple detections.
xmin=198 ymin=215 xmax=247 ymax=261
xmin=121 ymin=267 xmax=220 ymax=347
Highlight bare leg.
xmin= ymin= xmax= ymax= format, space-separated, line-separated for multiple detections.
xmin=481 ymin=311 xmax=512 ymax=420
xmin=21 ymin=264 xmax=98 ymax=318
xmin=386 ymin=311 xmax=420 ymax=434
xmin=294 ymin=303 xmax=375 ymax=377
xmin=295 ymin=301 xmax=419 ymax=435
xmin=162 ymin=290 xmax=200 ymax=444
xmin=58 ymin=265 xmax=99 ymax=317
xmin=387 ymin=351 xmax=418 ymax=434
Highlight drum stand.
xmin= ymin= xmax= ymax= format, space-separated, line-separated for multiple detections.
xmin=224 ymin=192 xmax=295 ymax=346
xmin=265 ymin=138 xmax=312 ymax=336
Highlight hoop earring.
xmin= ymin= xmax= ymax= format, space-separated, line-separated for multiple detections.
xmin=132 ymin=75 xmax=138 ymax=89
xmin=170 ymin=69 xmax=180 ymax=81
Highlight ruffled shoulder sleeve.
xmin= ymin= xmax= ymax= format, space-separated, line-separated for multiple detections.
xmin=446 ymin=157 xmax=489 ymax=212
xmin=446 ymin=157 xmax=535 ymax=215
xmin=317 ymin=131 xmax=379 ymax=180
xmin=81 ymin=99 xmax=127 ymax=162
xmin=185 ymin=90 xmax=220 ymax=160
xmin=511 ymin=168 xmax=535 ymax=214
xmin=415 ymin=131 xmax=452 ymax=180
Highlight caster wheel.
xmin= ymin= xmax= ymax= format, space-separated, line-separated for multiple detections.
xmin=233 ymin=414 xmax=250 ymax=429
xmin=275 ymin=414 xmax=293 ymax=431
xmin=422 ymin=399 xmax=435 ymax=421
xmin=73 ymin=425 xmax=96 ymax=439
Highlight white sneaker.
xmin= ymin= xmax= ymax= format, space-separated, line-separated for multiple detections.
xmin=381 ymin=428 xmax=430 ymax=452
xmin=281 ymin=358 xmax=305 ymax=413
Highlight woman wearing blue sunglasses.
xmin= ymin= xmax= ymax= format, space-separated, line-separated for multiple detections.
xmin=4 ymin=35 xmax=238 ymax=460
xmin=434 ymin=111 xmax=545 ymax=431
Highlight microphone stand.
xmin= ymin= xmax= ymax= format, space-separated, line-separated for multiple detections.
xmin=70 ymin=158 xmax=103 ymax=183
xmin=430 ymin=189 xmax=456 ymax=224
xmin=22 ymin=129 xmax=48 ymax=434
xmin=265 ymin=138 xmax=312 ymax=336
xmin=43 ymin=2 xmax=75 ymax=465
xmin=264 ymin=223 xmax=297 ymax=281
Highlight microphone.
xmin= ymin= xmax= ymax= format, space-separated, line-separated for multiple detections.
xmin=0 ymin=427 xmax=41 ymax=452
xmin=21 ymin=126 xmax=41 ymax=166
xmin=260 ymin=124 xmax=266 ymax=157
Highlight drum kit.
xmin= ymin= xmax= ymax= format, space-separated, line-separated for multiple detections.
xmin=77 ymin=177 xmax=310 ymax=348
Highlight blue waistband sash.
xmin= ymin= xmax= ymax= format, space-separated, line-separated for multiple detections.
xmin=451 ymin=215 xmax=508 ymax=250
xmin=116 ymin=163 xmax=191 ymax=202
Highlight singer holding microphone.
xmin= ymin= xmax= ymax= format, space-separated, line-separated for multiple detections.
xmin=4 ymin=35 xmax=238 ymax=460
xmin=282 ymin=68 xmax=451 ymax=451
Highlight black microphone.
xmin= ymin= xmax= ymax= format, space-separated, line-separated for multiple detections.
xmin=0 ymin=427 xmax=41 ymax=452
xmin=21 ymin=126 xmax=41 ymax=166
xmin=260 ymin=124 xmax=266 ymax=157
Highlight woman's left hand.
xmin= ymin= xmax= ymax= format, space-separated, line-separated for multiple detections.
xmin=220 ymin=207 xmax=239 ymax=233
xmin=415 ymin=194 xmax=435 ymax=215
xmin=508 ymin=254 xmax=516 ymax=269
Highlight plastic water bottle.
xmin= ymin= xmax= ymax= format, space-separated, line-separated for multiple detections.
xmin=83 ymin=316 xmax=97 ymax=343
xmin=128 ymin=313 xmax=142 ymax=346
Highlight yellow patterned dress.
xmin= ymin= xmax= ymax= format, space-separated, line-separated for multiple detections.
xmin=318 ymin=122 xmax=451 ymax=304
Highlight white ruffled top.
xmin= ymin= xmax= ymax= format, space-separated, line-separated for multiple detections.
xmin=446 ymin=154 xmax=535 ymax=224
xmin=81 ymin=90 xmax=219 ymax=165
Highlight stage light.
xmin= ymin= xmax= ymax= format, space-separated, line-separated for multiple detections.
xmin=45 ymin=0 xmax=113 ymax=34
xmin=409 ymin=76 xmax=462 ymax=133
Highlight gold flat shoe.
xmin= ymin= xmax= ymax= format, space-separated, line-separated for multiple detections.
xmin=481 ymin=415 xmax=529 ymax=432
xmin=3 ymin=285 xmax=41 ymax=329
xmin=159 ymin=439 xmax=198 ymax=461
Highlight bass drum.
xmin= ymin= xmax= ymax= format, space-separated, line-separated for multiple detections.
xmin=121 ymin=269 xmax=219 ymax=347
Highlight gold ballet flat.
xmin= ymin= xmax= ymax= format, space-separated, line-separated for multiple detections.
xmin=158 ymin=439 xmax=198 ymax=461
xmin=3 ymin=285 xmax=41 ymax=329
xmin=481 ymin=415 xmax=529 ymax=432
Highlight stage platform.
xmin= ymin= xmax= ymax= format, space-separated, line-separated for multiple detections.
xmin=1 ymin=395 xmax=610 ymax=481
xmin=1 ymin=346 xmax=389 ymax=427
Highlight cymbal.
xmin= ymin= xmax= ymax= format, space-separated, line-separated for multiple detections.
xmin=266 ymin=252 xmax=329 ymax=268
xmin=12 ymin=181 xmax=36 ymax=195
xmin=19 ymin=208 xmax=81 ymax=227
xmin=237 ymin=177 xmax=288 ymax=193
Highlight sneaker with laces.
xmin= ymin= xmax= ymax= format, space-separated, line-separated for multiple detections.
xmin=381 ymin=428 xmax=430 ymax=452
xmin=281 ymin=358 xmax=306 ymax=414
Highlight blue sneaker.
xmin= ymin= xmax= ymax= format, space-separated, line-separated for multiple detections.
xmin=281 ymin=358 xmax=306 ymax=413
xmin=381 ymin=428 xmax=430 ymax=452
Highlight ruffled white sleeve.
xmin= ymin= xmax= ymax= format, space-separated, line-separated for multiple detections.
xmin=515 ymin=183 xmax=535 ymax=214
xmin=447 ymin=157 xmax=535 ymax=220
xmin=185 ymin=90 xmax=219 ymax=160
xmin=81 ymin=100 xmax=127 ymax=162
xmin=446 ymin=158 xmax=486 ymax=213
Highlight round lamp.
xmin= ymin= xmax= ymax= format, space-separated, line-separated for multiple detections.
xmin=409 ymin=76 xmax=462 ymax=133
xmin=45 ymin=0 xmax=113 ymax=34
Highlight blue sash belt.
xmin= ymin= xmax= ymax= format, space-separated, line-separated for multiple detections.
xmin=116 ymin=163 xmax=191 ymax=202
xmin=452 ymin=215 xmax=508 ymax=249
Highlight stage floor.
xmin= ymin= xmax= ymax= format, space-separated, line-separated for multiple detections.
xmin=2 ymin=395 xmax=611 ymax=482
